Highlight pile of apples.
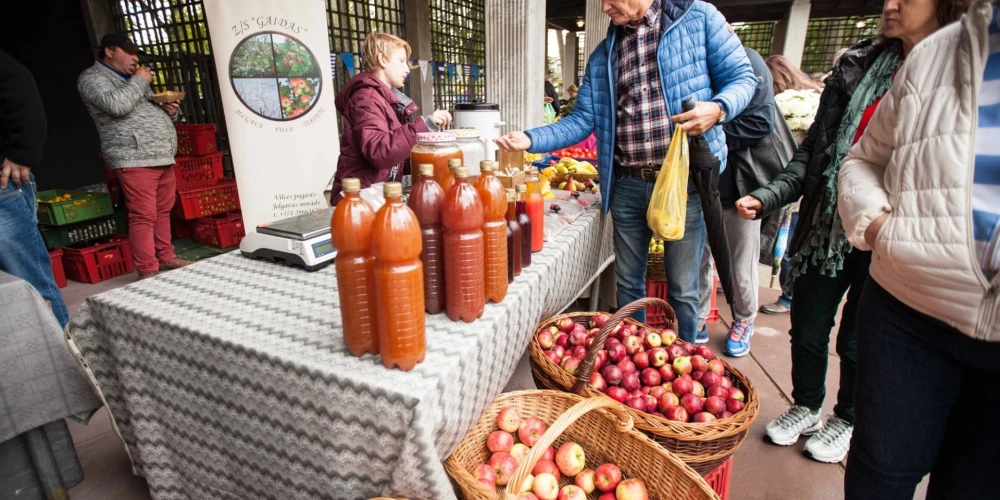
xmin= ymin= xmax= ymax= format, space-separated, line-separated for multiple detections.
xmin=537 ymin=315 xmax=747 ymax=423
xmin=475 ymin=406 xmax=650 ymax=500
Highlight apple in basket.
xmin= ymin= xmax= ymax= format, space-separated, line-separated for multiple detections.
xmin=642 ymin=395 xmax=658 ymax=411
xmin=601 ymin=365 xmax=623 ymax=386
xmin=701 ymin=371 xmax=723 ymax=389
xmin=693 ymin=412 xmax=717 ymax=423
xmin=607 ymin=343 xmax=627 ymax=363
xmin=571 ymin=346 xmax=587 ymax=361
xmin=519 ymin=493 xmax=540 ymax=500
xmin=589 ymin=372 xmax=608 ymax=392
xmin=648 ymin=347 xmax=668 ymax=368
xmin=497 ymin=407 xmax=522 ymax=433
xmin=606 ymin=386 xmax=628 ymax=403
xmin=658 ymin=364 xmax=676 ymax=382
xmin=570 ymin=331 xmax=588 ymax=347
xmin=625 ymin=396 xmax=646 ymax=413
xmin=616 ymin=478 xmax=649 ymax=500
xmin=488 ymin=452 xmax=518 ymax=485
xmin=572 ymin=322 xmax=588 ymax=336
xmin=633 ymin=351 xmax=650 ymax=370
xmin=510 ymin=443 xmax=530 ymax=464
xmin=660 ymin=328 xmax=678 ymax=345
xmin=517 ymin=474 xmax=535 ymax=493
xmin=532 ymin=472 xmax=560 ymax=500
xmin=720 ymin=376 xmax=734 ymax=389
xmin=692 ymin=371 xmax=704 ymax=382
xmin=681 ymin=393 xmax=704 ymax=415
xmin=722 ymin=410 xmax=734 ymax=418
xmin=649 ymin=386 xmax=667 ymax=400
xmin=704 ymin=396 xmax=727 ymax=416
xmin=519 ymin=417 xmax=548 ymax=447
xmin=575 ymin=468 xmax=597 ymax=494
xmin=594 ymin=351 xmax=609 ymax=371
xmin=620 ymin=372 xmax=641 ymax=392
xmin=554 ymin=333 xmax=569 ymax=349
xmin=707 ymin=385 xmax=728 ymax=400
xmin=617 ymin=358 xmax=636 ymax=375
xmin=691 ymin=381 xmax=706 ymax=398
xmin=556 ymin=442 xmax=587 ymax=476
xmin=623 ymin=336 xmax=643 ymax=355
xmin=546 ymin=350 xmax=562 ymax=365
xmin=552 ymin=345 xmax=566 ymax=359
xmin=672 ymin=355 xmax=693 ymax=376
xmin=696 ymin=345 xmax=715 ymax=360
xmin=729 ymin=387 xmax=746 ymax=402
xmin=664 ymin=405 xmax=689 ymax=422
xmin=658 ymin=392 xmax=680 ymax=413
xmin=595 ymin=463 xmax=623 ymax=492
xmin=537 ymin=330 xmax=555 ymax=350
xmin=666 ymin=344 xmax=686 ymax=362
xmin=590 ymin=313 xmax=611 ymax=328
xmin=474 ymin=463 xmax=497 ymax=487
xmin=640 ymin=368 xmax=661 ymax=387
xmin=727 ymin=398 xmax=746 ymax=414
xmin=557 ymin=317 xmax=576 ymax=332
xmin=561 ymin=357 xmax=581 ymax=376
xmin=487 ymin=430 xmax=515 ymax=453
xmin=691 ymin=355 xmax=709 ymax=373
xmin=541 ymin=445 xmax=557 ymax=462
xmin=558 ymin=485 xmax=587 ymax=500
xmin=681 ymin=341 xmax=696 ymax=355
xmin=643 ymin=331 xmax=662 ymax=349
xmin=533 ymin=459 xmax=561 ymax=481
xmin=708 ymin=359 xmax=726 ymax=376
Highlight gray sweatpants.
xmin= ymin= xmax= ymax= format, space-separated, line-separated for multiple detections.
xmin=699 ymin=205 xmax=761 ymax=324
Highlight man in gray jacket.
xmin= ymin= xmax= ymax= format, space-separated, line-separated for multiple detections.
xmin=79 ymin=34 xmax=190 ymax=279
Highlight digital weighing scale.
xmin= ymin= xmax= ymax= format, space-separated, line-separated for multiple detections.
xmin=240 ymin=208 xmax=336 ymax=271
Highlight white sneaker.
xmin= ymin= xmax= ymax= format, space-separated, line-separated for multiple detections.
xmin=765 ymin=405 xmax=822 ymax=446
xmin=803 ymin=415 xmax=853 ymax=463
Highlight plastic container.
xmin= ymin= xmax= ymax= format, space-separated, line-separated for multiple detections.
xmin=62 ymin=236 xmax=135 ymax=284
xmin=173 ymin=179 xmax=241 ymax=219
xmin=410 ymin=132 xmax=461 ymax=194
xmin=453 ymin=129 xmax=486 ymax=179
xmin=171 ymin=218 xmax=193 ymax=240
xmin=645 ymin=278 xmax=719 ymax=329
xmin=39 ymin=211 xmax=128 ymax=249
xmin=515 ymin=184 xmax=532 ymax=268
xmin=36 ymin=190 xmax=114 ymax=226
xmin=173 ymin=152 xmax=224 ymax=191
xmin=408 ymin=164 xmax=446 ymax=314
xmin=473 ymin=162 xmax=507 ymax=303
xmin=704 ymin=457 xmax=733 ymax=500
xmin=525 ymin=168 xmax=544 ymax=253
xmin=505 ymin=188 xmax=522 ymax=279
xmin=333 ymin=178 xmax=380 ymax=358
xmin=190 ymin=211 xmax=245 ymax=248
xmin=442 ymin=166 xmax=485 ymax=323
xmin=49 ymin=249 xmax=66 ymax=288
xmin=175 ymin=123 xmax=218 ymax=156
xmin=372 ymin=182 xmax=426 ymax=371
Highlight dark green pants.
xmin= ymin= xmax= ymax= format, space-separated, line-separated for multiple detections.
xmin=789 ymin=250 xmax=871 ymax=424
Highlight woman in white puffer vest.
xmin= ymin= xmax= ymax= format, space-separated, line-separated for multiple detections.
xmin=839 ymin=0 xmax=1000 ymax=497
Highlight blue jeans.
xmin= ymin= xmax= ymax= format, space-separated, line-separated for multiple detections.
xmin=610 ymin=173 xmax=706 ymax=342
xmin=845 ymin=280 xmax=1000 ymax=499
xmin=0 ymin=174 xmax=70 ymax=327
xmin=778 ymin=210 xmax=799 ymax=307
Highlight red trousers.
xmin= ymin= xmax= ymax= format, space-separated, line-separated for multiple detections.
xmin=116 ymin=166 xmax=177 ymax=273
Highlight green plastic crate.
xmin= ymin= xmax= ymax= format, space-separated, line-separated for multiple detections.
xmin=39 ymin=211 xmax=128 ymax=249
xmin=36 ymin=190 xmax=114 ymax=226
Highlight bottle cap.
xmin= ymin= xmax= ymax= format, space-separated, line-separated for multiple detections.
xmin=454 ymin=166 xmax=469 ymax=178
xmin=383 ymin=182 xmax=402 ymax=197
xmin=448 ymin=158 xmax=462 ymax=168
xmin=342 ymin=178 xmax=361 ymax=192
xmin=506 ymin=190 xmax=516 ymax=202
xmin=480 ymin=160 xmax=495 ymax=172
xmin=418 ymin=164 xmax=434 ymax=176
xmin=516 ymin=184 xmax=527 ymax=192
xmin=505 ymin=188 xmax=516 ymax=195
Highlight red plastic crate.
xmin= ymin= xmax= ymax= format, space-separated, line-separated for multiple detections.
xmin=190 ymin=211 xmax=245 ymax=248
xmin=171 ymin=217 xmax=193 ymax=239
xmin=645 ymin=276 xmax=718 ymax=329
xmin=172 ymin=179 xmax=240 ymax=220
xmin=704 ymin=457 xmax=732 ymax=500
xmin=49 ymin=249 xmax=67 ymax=288
xmin=172 ymin=152 xmax=223 ymax=191
xmin=62 ymin=236 xmax=135 ymax=284
xmin=175 ymin=123 xmax=218 ymax=156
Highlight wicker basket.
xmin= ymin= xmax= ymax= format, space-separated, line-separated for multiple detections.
xmin=445 ymin=391 xmax=718 ymax=500
xmin=528 ymin=298 xmax=760 ymax=475
xmin=551 ymin=173 xmax=598 ymax=186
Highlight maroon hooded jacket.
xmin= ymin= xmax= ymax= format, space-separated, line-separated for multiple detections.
xmin=331 ymin=72 xmax=429 ymax=205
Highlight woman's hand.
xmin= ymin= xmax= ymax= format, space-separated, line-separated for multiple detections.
xmin=494 ymin=131 xmax=532 ymax=151
xmin=864 ymin=213 xmax=889 ymax=248
xmin=736 ymin=196 xmax=763 ymax=220
xmin=430 ymin=110 xmax=452 ymax=127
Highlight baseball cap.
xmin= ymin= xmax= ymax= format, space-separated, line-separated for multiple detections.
xmin=98 ymin=34 xmax=143 ymax=56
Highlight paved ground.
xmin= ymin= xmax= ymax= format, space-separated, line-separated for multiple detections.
xmin=60 ymin=265 xmax=929 ymax=499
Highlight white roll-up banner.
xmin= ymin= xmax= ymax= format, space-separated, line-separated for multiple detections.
xmin=203 ymin=0 xmax=339 ymax=234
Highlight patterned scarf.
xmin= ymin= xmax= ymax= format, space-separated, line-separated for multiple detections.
xmin=788 ymin=43 xmax=902 ymax=278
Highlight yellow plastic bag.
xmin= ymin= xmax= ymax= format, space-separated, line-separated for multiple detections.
xmin=647 ymin=126 xmax=689 ymax=241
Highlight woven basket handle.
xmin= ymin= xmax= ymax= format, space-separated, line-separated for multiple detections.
xmin=501 ymin=397 xmax=633 ymax=499
xmin=571 ymin=298 xmax=673 ymax=394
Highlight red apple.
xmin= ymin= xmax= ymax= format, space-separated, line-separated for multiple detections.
xmin=541 ymin=445 xmax=556 ymax=462
xmin=672 ymin=377 xmax=693 ymax=396
xmin=497 ymin=407 xmax=521 ymax=433
xmin=560 ymin=356 xmax=581 ymax=376
xmin=701 ymin=372 xmax=723 ymax=388
xmin=594 ymin=463 xmax=623 ymax=492
xmin=623 ymin=336 xmax=643 ymax=355
xmin=643 ymin=331 xmax=662 ymax=349
xmin=658 ymin=364 xmax=676 ymax=382
xmin=516 ymin=474 xmax=535 ymax=493
xmin=611 ymin=321 xmax=624 ymax=336
xmin=554 ymin=333 xmax=569 ymax=349
xmin=691 ymin=381 xmax=705 ymax=398
xmin=658 ymin=392 xmax=680 ymax=412
xmin=639 ymin=386 xmax=651 ymax=395
xmin=487 ymin=430 xmax=514 ymax=453
xmin=552 ymin=345 xmax=566 ymax=359
xmin=726 ymin=398 xmax=745 ymax=413
xmin=572 ymin=323 xmax=588 ymax=337
xmin=488 ymin=452 xmax=518 ymax=485
xmin=625 ymin=396 xmax=647 ymax=413
xmin=474 ymin=463 xmax=497 ymax=486
xmin=519 ymin=417 xmax=548 ymax=447
xmin=545 ymin=350 xmax=561 ymax=365
xmin=555 ymin=442 xmax=586 ymax=477
xmin=681 ymin=393 xmax=704 ymax=415
xmin=672 ymin=355 xmax=692 ymax=376
xmin=588 ymin=328 xmax=600 ymax=338
xmin=607 ymin=343 xmax=627 ymax=363
xmin=661 ymin=381 xmax=672 ymax=393
xmin=695 ymin=345 xmax=715 ymax=360
xmin=615 ymin=478 xmax=649 ymax=500
xmin=640 ymin=368 xmax=661 ymax=387
xmin=721 ymin=411 xmax=734 ymax=418
xmin=590 ymin=313 xmax=611 ymax=328
xmin=664 ymin=405 xmax=689 ymax=422
xmin=519 ymin=493 xmax=539 ymax=500
xmin=595 ymin=351 xmax=609 ymax=371
xmin=533 ymin=472 xmax=560 ymax=500
xmin=666 ymin=344 xmax=686 ymax=361
xmin=648 ymin=347 xmax=668 ymax=368
xmin=679 ymin=374 xmax=693 ymax=383
xmin=533 ymin=459 xmax=561 ymax=481
xmin=598 ymin=494 xmax=616 ymax=500
xmin=704 ymin=396 xmax=726 ymax=416
xmin=558 ymin=485 xmax=587 ymax=500
xmin=650 ymin=411 xmax=665 ymax=418
xmin=649 ymin=386 xmax=667 ymax=399
xmin=692 ymin=370 xmax=705 ymax=382
xmin=617 ymin=359 xmax=636 ymax=374
xmin=707 ymin=385 xmax=728 ymax=399
xmin=588 ymin=372 xmax=608 ymax=392
xmin=660 ymin=329 xmax=678 ymax=345
xmin=681 ymin=341 xmax=696 ymax=355
xmin=537 ymin=331 xmax=555 ymax=350
xmin=708 ymin=359 xmax=726 ymax=376
xmin=574 ymin=468 xmax=596 ymax=494
xmin=606 ymin=386 xmax=628 ymax=402
xmin=510 ymin=443 xmax=530 ymax=464
xmin=693 ymin=412 xmax=717 ymax=423
xmin=728 ymin=387 xmax=745 ymax=402
xmin=571 ymin=345 xmax=587 ymax=361
xmin=642 ymin=394 xmax=658 ymax=411
xmin=691 ymin=355 xmax=709 ymax=373
xmin=632 ymin=351 xmax=650 ymax=370
xmin=720 ymin=376 xmax=733 ymax=389
xmin=605 ymin=337 xmax=621 ymax=348
xmin=601 ymin=365 xmax=623 ymax=386
xmin=620 ymin=372 xmax=640 ymax=392
xmin=570 ymin=332 xmax=588 ymax=347
xmin=557 ymin=317 xmax=575 ymax=333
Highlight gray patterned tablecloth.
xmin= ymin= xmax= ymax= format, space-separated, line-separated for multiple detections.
xmin=0 ymin=271 xmax=101 ymax=442
xmin=65 ymin=208 xmax=614 ymax=500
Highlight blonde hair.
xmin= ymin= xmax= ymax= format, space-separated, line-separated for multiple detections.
xmin=766 ymin=55 xmax=824 ymax=94
xmin=361 ymin=32 xmax=411 ymax=72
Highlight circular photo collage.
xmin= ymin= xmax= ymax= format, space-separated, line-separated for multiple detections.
xmin=229 ymin=32 xmax=321 ymax=121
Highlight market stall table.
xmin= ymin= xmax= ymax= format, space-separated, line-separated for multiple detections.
xmin=66 ymin=206 xmax=614 ymax=500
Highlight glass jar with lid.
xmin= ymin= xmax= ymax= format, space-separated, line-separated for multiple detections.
xmin=410 ymin=132 xmax=461 ymax=193
xmin=451 ymin=129 xmax=487 ymax=180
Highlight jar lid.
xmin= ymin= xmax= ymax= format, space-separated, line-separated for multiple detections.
xmin=416 ymin=132 xmax=456 ymax=143
xmin=452 ymin=128 xmax=481 ymax=139
xmin=454 ymin=102 xmax=500 ymax=111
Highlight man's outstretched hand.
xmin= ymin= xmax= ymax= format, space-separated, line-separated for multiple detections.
xmin=494 ymin=131 xmax=532 ymax=151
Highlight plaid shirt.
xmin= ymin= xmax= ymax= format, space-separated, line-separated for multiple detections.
xmin=615 ymin=0 xmax=670 ymax=169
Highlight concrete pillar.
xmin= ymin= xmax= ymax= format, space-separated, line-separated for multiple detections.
xmin=561 ymin=31 xmax=578 ymax=93
xmin=771 ymin=20 xmax=787 ymax=57
xmin=485 ymin=0 xmax=547 ymax=133
xmin=404 ymin=0 xmax=435 ymax=114
xmin=585 ymin=0 xmax=610 ymax=61
xmin=778 ymin=0 xmax=811 ymax=68
xmin=79 ymin=0 xmax=116 ymax=48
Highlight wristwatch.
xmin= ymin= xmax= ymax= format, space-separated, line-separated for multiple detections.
xmin=715 ymin=101 xmax=728 ymax=123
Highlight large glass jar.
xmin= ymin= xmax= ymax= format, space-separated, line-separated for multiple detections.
xmin=411 ymin=132 xmax=462 ymax=193
xmin=452 ymin=129 xmax=487 ymax=180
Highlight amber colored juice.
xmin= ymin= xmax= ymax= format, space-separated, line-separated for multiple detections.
xmin=506 ymin=192 xmax=522 ymax=277
xmin=332 ymin=191 xmax=379 ymax=357
xmin=516 ymin=188 xmax=532 ymax=268
xmin=442 ymin=172 xmax=485 ymax=322
xmin=474 ymin=169 xmax=508 ymax=303
xmin=526 ymin=175 xmax=544 ymax=252
xmin=408 ymin=172 xmax=446 ymax=314
xmin=372 ymin=189 xmax=426 ymax=371
xmin=411 ymin=150 xmax=461 ymax=193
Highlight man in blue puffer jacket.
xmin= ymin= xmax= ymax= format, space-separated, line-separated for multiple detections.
xmin=496 ymin=0 xmax=755 ymax=342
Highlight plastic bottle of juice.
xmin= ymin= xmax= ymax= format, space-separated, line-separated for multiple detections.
xmin=442 ymin=166 xmax=485 ymax=322
xmin=505 ymin=188 xmax=522 ymax=279
xmin=331 ymin=178 xmax=379 ymax=357
xmin=408 ymin=164 xmax=445 ymax=314
xmin=525 ymin=167 xmax=545 ymax=252
xmin=372 ymin=182 xmax=426 ymax=371
xmin=474 ymin=161 xmax=508 ymax=303
xmin=515 ymin=184 xmax=532 ymax=268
